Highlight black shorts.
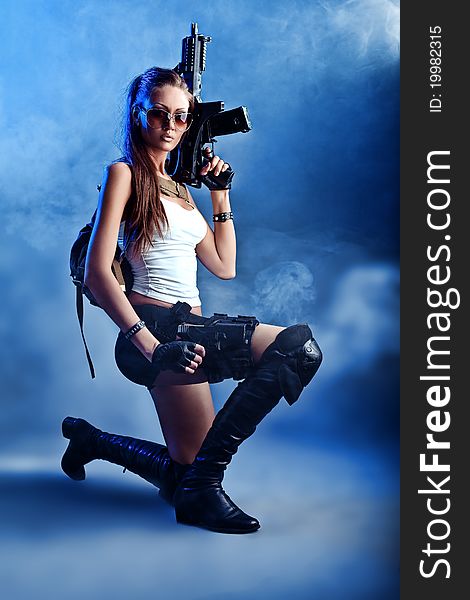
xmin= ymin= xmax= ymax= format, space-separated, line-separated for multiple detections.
xmin=114 ymin=303 xmax=259 ymax=390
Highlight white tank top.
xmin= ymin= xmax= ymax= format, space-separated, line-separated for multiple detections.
xmin=118 ymin=197 xmax=208 ymax=307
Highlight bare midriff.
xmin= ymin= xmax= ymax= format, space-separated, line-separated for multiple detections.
xmin=127 ymin=290 xmax=203 ymax=316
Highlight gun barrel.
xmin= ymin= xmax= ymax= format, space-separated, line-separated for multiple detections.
xmin=176 ymin=22 xmax=211 ymax=101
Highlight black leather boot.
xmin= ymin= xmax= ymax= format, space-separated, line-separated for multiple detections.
xmin=173 ymin=324 xmax=322 ymax=533
xmin=61 ymin=417 xmax=187 ymax=504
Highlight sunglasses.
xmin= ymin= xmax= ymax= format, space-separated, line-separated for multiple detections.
xmin=139 ymin=106 xmax=193 ymax=131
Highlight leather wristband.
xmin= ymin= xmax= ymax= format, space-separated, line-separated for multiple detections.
xmin=213 ymin=212 xmax=233 ymax=222
xmin=124 ymin=320 xmax=146 ymax=340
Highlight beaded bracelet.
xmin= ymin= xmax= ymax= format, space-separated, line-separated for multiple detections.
xmin=213 ymin=211 xmax=233 ymax=222
xmin=124 ymin=320 xmax=146 ymax=340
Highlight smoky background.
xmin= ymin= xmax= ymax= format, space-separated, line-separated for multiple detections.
xmin=0 ymin=1 xmax=399 ymax=599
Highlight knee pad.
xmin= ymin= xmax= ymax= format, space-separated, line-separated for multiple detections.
xmin=260 ymin=323 xmax=323 ymax=406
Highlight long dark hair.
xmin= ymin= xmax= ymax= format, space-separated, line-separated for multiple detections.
xmin=120 ymin=67 xmax=194 ymax=256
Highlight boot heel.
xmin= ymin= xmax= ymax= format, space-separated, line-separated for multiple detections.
xmin=61 ymin=441 xmax=86 ymax=480
xmin=62 ymin=416 xmax=79 ymax=439
xmin=175 ymin=512 xmax=193 ymax=526
xmin=60 ymin=417 xmax=90 ymax=481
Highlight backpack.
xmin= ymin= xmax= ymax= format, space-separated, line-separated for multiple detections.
xmin=70 ymin=206 xmax=133 ymax=378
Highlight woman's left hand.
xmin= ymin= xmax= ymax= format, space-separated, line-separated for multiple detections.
xmin=200 ymin=146 xmax=230 ymax=178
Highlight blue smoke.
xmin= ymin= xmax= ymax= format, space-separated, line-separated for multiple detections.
xmin=0 ymin=1 xmax=399 ymax=598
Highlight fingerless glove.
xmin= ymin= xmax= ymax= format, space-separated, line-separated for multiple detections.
xmin=152 ymin=340 xmax=198 ymax=374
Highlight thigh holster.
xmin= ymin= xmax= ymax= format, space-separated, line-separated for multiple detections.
xmin=177 ymin=312 xmax=260 ymax=384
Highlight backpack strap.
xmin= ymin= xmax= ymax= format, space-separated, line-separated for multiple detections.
xmin=75 ymin=285 xmax=96 ymax=379
xmin=112 ymin=257 xmax=126 ymax=289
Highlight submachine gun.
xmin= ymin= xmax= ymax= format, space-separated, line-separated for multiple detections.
xmin=166 ymin=22 xmax=252 ymax=190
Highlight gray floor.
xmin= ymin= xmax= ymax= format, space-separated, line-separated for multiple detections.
xmin=0 ymin=439 xmax=398 ymax=600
